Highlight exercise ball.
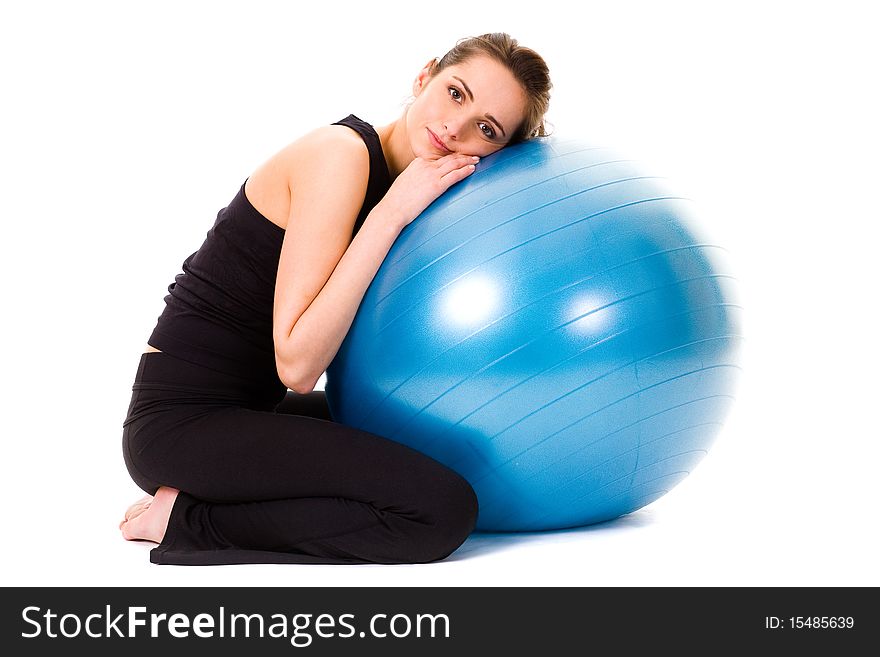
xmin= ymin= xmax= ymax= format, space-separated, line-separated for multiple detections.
xmin=326 ymin=137 xmax=743 ymax=531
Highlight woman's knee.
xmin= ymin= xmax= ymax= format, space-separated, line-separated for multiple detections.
xmin=122 ymin=427 xmax=161 ymax=494
xmin=405 ymin=468 xmax=479 ymax=563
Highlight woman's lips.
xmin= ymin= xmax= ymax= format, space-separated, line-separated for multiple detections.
xmin=428 ymin=128 xmax=452 ymax=153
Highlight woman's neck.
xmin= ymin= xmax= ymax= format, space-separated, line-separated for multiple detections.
xmin=375 ymin=111 xmax=414 ymax=181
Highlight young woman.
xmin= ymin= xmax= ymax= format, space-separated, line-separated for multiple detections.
xmin=120 ymin=33 xmax=552 ymax=565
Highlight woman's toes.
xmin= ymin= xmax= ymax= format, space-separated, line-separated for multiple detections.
xmin=119 ymin=495 xmax=156 ymax=537
xmin=119 ymin=487 xmax=179 ymax=543
xmin=122 ymin=494 xmax=154 ymax=523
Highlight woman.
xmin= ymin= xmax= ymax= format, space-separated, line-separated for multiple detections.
xmin=120 ymin=33 xmax=552 ymax=565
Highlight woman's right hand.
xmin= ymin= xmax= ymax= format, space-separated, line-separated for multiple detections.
xmin=378 ymin=153 xmax=480 ymax=230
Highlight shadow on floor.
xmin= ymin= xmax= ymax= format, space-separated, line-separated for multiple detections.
xmin=447 ymin=511 xmax=656 ymax=561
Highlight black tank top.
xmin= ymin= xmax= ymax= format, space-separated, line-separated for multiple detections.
xmin=147 ymin=115 xmax=392 ymax=397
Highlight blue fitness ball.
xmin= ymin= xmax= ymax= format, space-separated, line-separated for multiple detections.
xmin=325 ymin=137 xmax=743 ymax=531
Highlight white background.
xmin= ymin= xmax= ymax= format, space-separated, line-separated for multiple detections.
xmin=1 ymin=0 xmax=877 ymax=587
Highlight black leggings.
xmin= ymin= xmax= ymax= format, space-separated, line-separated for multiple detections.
xmin=121 ymin=352 xmax=478 ymax=565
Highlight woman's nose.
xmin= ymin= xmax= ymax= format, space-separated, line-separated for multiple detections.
xmin=444 ymin=118 xmax=463 ymax=140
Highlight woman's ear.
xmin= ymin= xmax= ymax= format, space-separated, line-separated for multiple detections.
xmin=412 ymin=57 xmax=439 ymax=97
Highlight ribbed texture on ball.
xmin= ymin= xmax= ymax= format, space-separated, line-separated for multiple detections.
xmin=326 ymin=137 xmax=743 ymax=531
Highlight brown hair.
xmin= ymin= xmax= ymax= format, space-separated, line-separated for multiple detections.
xmin=428 ymin=33 xmax=552 ymax=144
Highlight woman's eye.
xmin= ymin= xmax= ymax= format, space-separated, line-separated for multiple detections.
xmin=449 ymin=86 xmax=462 ymax=102
xmin=479 ymin=122 xmax=496 ymax=139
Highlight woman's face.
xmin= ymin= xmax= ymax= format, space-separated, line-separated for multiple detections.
xmin=406 ymin=54 xmax=528 ymax=160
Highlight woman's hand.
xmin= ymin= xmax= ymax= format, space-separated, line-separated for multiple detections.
xmin=378 ymin=153 xmax=479 ymax=230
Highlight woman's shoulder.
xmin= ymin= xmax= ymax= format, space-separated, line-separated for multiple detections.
xmin=262 ymin=124 xmax=369 ymax=178
xmin=296 ymin=123 xmax=369 ymax=153
xmin=245 ymin=124 xmax=370 ymax=228
xmin=286 ymin=124 xmax=371 ymax=188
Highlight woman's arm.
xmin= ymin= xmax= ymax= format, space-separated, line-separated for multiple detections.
xmin=273 ymin=128 xmax=478 ymax=393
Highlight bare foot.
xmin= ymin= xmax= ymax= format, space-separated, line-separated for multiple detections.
xmin=119 ymin=494 xmax=153 ymax=529
xmin=119 ymin=487 xmax=179 ymax=543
